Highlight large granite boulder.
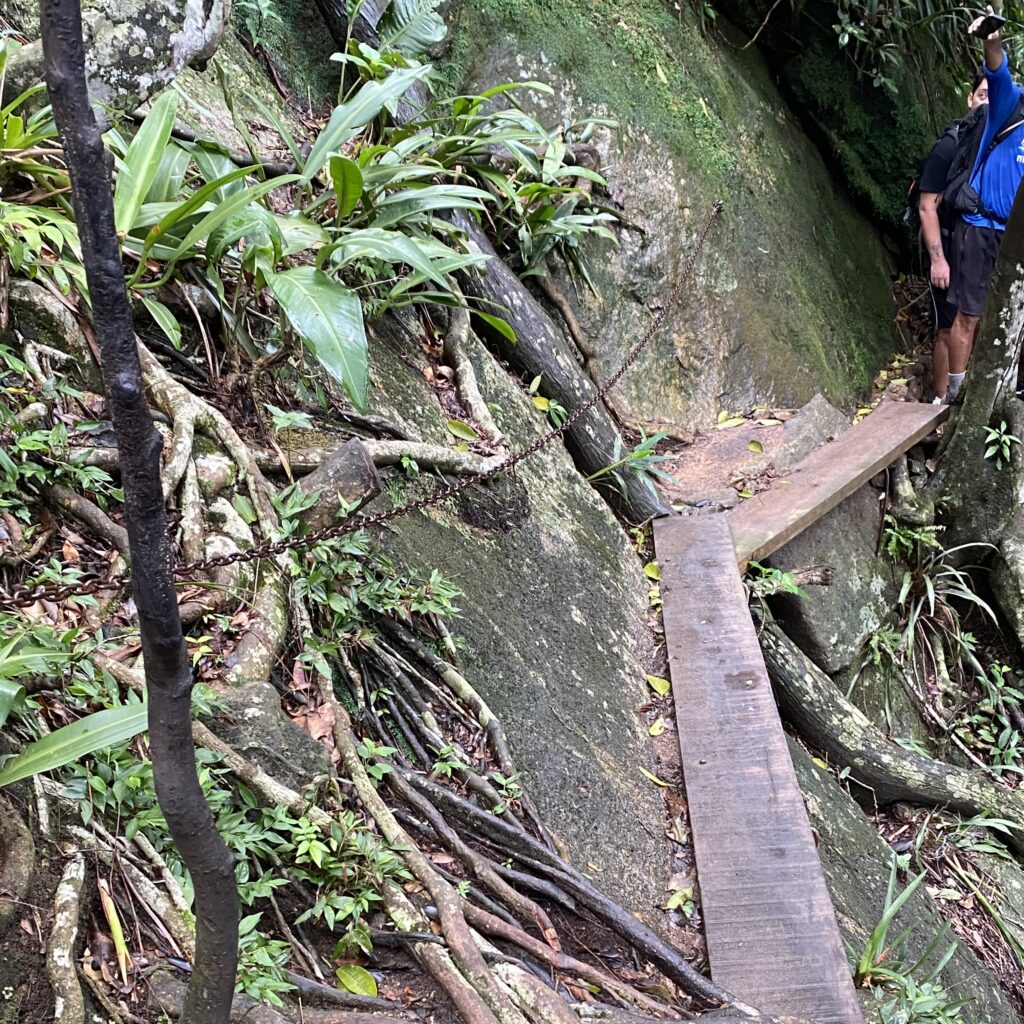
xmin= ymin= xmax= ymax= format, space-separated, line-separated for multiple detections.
xmin=441 ymin=0 xmax=895 ymax=431
xmin=5 ymin=0 xmax=230 ymax=111
xmin=361 ymin=312 xmax=668 ymax=917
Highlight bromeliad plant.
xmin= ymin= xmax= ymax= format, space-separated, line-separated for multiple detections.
xmin=852 ymin=857 xmax=965 ymax=1023
xmin=587 ymin=430 xmax=676 ymax=498
xmin=4 ymin=18 xmax=622 ymax=413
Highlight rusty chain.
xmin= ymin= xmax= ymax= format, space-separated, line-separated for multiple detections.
xmin=2 ymin=201 xmax=723 ymax=611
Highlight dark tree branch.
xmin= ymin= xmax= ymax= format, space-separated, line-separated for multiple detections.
xmin=451 ymin=211 xmax=670 ymax=525
xmin=39 ymin=3 xmax=239 ymax=1022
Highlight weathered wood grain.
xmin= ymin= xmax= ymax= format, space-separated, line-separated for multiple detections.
xmin=728 ymin=402 xmax=948 ymax=568
xmin=654 ymin=516 xmax=862 ymax=1024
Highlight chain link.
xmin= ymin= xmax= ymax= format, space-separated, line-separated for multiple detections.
xmin=2 ymin=202 xmax=723 ymax=610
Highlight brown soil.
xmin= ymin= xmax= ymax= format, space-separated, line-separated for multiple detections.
xmin=656 ymin=415 xmax=792 ymax=508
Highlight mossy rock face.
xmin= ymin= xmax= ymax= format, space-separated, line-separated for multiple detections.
xmin=792 ymin=742 xmax=1021 ymax=1023
xmin=709 ymin=0 xmax=958 ymax=229
xmin=6 ymin=0 xmax=229 ymax=110
xmin=362 ymin=312 xmax=669 ymax=917
xmin=769 ymin=482 xmax=899 ymax=675
xmin=440 ymin=0 xmax=896 ymax=427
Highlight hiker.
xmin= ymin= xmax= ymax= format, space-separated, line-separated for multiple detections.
xmin=917 ymin=71 xmax=988 ymax=403
xmin=942 ymin=7 xmax=1024 ymax=402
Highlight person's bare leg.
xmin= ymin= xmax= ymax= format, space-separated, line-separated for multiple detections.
xmin=933 ymin=327 xmax=951 ymax=399
xmin=948 ymin=311 xmax=978 ymax=399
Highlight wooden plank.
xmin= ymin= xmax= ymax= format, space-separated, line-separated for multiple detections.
xmin=727 ymin=401 xmax=947 ymax=568
xmin=655 ymin=516 xmax=862 ymax=1024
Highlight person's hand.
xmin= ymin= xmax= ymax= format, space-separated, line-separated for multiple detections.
xmin=931 ymin=255 xmax=951 ymax=290
xmin=969 ymin=4 xmax=1000 ymax=39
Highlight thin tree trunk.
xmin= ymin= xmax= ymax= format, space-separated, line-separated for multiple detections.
xmin=451 ymin=212 xmax=670 ymax=524
xmin=39 ymin=3 xmax=239 ymax=1021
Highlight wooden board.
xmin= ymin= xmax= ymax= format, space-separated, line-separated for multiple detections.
xmin=728 ymin=401 xmax=948 ymax=568
xmin=655 ymin=516 xmax=863 ymax=1024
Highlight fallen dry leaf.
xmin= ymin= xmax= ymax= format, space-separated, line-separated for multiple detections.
xmin=292 ymin=701 xmax=339 ymax=764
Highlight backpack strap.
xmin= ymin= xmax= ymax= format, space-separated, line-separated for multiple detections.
xmin=967 ymin=96 xmax=1024 ymax=222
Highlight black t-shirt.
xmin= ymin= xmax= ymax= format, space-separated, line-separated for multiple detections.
xmin=918 ymin=126 xmax=959 ymax=195
xmin=918 ymin=120 xmax=962 ymax=243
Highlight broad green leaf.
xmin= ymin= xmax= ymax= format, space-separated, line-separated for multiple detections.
xmin=140 ymin=297 xmax=182 ymax=349
xmin=0 ymin=679 xmax=25 ymax=730
xmin=164 ymin=175 xmax=298 ymax=267
xmin=371 ymin=184 xmax=490 ymax=229
xmin=655 ymin=61 xmax=669 ymax=85
xmin=114 ymin=90 xmax=178 ymax=235
xmin=648 ymin=716 xmax=666 ymax=737
xmin=643 ymin=561 xmax=661 ymax=580
xmin=127 ymin=164 xmax=258 ymax=281
xmin=446 ymin=419 xmax=478 ymax=441
xmin=275 ymin=212 xmax=331 ymax=255
xmin=716 ymin=416 xmax=746 ymax=430
xmin=232 ymin=493 xmax=258 ymax=524
xmin=302 ymin=65 xmax=433 ymax=184
xmin=268 ymin=268 xmax=369 ymax=411
xmin=144 ymin=141 xmax=192 ymax=204
xmin=206 ymin=206 xmax=284 ymax=265
xmin=748 ymin=439 xmax=763 ymax=454
xmin=192 ymin=144 xmax=245 ymax=199
xmin=473 ymin=311 xmax=516 ymax=345
xmin=336 ymin=964 xmax=378 ymax=997
xmin=378 ymin=0 xmax=446 ymax=56
xmin=329 ymin=155 xmax=364 ymax=218
xmin=646 ymin=674 xmax=670 ymax=696
xmin=322 ymin=227 xmax=485 ymax=290
xmin=0 ymin=704 xmax=147 ymax=788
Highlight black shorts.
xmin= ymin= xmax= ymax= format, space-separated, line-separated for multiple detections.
xmin=929 ymin=283 xmax=957 ymax=329
xmin=926 ymin=239 xmax=957 ymax=330
xmin=948 ymin=218 xmax=1003 ymax=318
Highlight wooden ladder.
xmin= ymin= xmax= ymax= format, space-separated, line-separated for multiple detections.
xmin=654 ymin=401 xmax=948 ymax=1023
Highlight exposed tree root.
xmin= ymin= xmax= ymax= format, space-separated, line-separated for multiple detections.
xmin=443 ymin=304 xmax=504 ymax=446
xmin=363 ymin=439 xmax=506 ymax=476
xmin=759 ymin=619 xmax=1024 ymax=854
xmin=46 ymin=849 xmax=86 ymax=1024
xmin=460 ymin=906 xmax=682 ymax=1018
xmin=0 ymin=508 xmax=53 ymax=565
xmin=285 ymin=971 xmax=412 ymax=1013
xmin=46 ymin=483 xmax=129 ymax=558
xmin=532 ymin=275 xmax=597 ymax=374
xmin=64 ymin=822 xmax=195 ymax=959
xmin=0 ymin=799 xmax=35 ymax=934
xmin=450 ymin=212 xmax=668 ymax=524
xmin=80 ymin=438 xmax=506 ymax=479
xmin=147 ymin=966 xmax=416 ymax=1024
xmin=887 ymin=455 xmax=934 ymax=527
xmin=389 ymin=771 xmax=561 ymax=951
xmin=396 ymin=773 xmax=743 ymax=1012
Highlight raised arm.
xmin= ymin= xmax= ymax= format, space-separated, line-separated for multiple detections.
xmin=970 ymin=8 xmax=1016 ymax=135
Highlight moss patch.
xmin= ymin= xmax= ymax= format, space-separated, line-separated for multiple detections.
xmin=440 ymin=0 xmax=895 ymax=419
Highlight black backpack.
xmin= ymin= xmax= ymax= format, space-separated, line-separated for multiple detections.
xmin=904 ymin=117 xmax=967 ymax=233
xmin=944 ymin=96 xmax=1024 ymax=224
